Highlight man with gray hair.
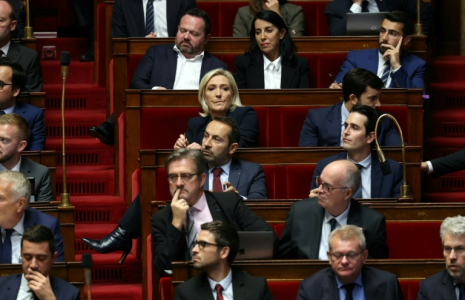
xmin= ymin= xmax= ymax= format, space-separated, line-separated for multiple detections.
xmin=0 ymin=170 xmax=63 ymax=263
xmin=297 ymin=225 xmax=403 ymax=300
xmin=278 ymin=159 xmax=389 ymax=259
xmin=418 ymin=215 xmax=465 ymax=299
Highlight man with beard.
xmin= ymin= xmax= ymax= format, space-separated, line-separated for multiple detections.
xmin=174 ymin=221 xmax=274 ymax=300
xmin=417 ymin=215 xmax=465 ymax=299
xmin=329 ymin=11 xmax=426 ymax=89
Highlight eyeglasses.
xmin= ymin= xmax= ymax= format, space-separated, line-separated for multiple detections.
xmin=0 ymin=81 xmax=12 ymax=90
xmin=444 ymin=246 xmax=465 ymax=255
xmin=167 ymin=173 xmax=199 ymax=184
xmin=316 ymin=176 xmax=349 ymax=193
xmin=193 ymin=240 xmax=222 ymax=250
xmin=328 ymin=251 xmax=364 ymax=262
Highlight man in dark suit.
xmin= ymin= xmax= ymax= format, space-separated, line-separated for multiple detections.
xmin=297 ymin=225 xmax=403 ymax=300
xmin=0 ymin=1 xmax=42 ymax=92
xmin=299 ymin=68 xmax=401 ymax=147
xmin=0 ymin=113 xmax=53 ymax=201
xmin=0 ymin=225 xmax=79 ymax=300
xmin=152 ymin=148 xmax=276 ymax=275
xmin=325 ymin=0 xmax=432 ymax=36
xmin=0 ymin=57 xmax=45 ymax=150
xmin=330 ymin=11 xmax=426 ymax=89
xmin=310 ymin=105 xmax=403 ymax=199
xmin=278 ymin=159 xmax=389 ymax=259
xmin=421 ymin=149 xmax=465 ymax=178
xmin=111 ymin=0 xmax=196 ymax=38
xmin=417 ymin=215 xmax=465 ymax=300
xmin=175 ymin=220 xmax=274 ymax=300
xmin=0 ymin=171 xmax=64 ymax=263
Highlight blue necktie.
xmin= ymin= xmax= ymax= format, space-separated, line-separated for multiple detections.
xmin=0 ymin=111 xmax=5 ymax=115
xmin=353 ymin=164 xmax=363 ymax=198
xmin=0 ymin=229 xmax=14 ymax=263
xmin=343 ymin=283 xmax=357 ymax=300
xmin=459 ymin=283 xmax=465 ymax=300
xmin=380 ymin=61 xmax=391 ymax=88
xmin=361 ymin=1 xmax=369 ymax=12
xmin=145 ymin=0 xmax=154 ymax=36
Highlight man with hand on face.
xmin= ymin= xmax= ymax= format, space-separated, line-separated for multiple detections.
xmin=0 ymin=225 xmax=79 ymax=300
xmin=175 ymin=220 xmax=275 ymax=300
xmin=417 ymin=215 xmax=465 ymax=300
xmin=278 ymin=160 xmax=389 ymax=260
xmin=296 ymin=225 xmax=403 ymax=300
xmin=299 ymin=68 xmax=401 ymax=147
xmin=151 ymin=148 xmax=277 ymax=275
xmin=330 ymin=11 xmax=426 ymax=89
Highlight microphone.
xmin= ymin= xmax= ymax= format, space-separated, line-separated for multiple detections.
xmin=60 ymin=51 xmax=70 ymax=80
xmin=82 ymin=253 xmax=93 ymax=300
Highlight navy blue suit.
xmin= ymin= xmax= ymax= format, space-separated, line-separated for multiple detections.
xmin=278 ymin=198 xmax=389 ymax=259
xmin=0 ymin=274 xmax=79 ymax=300
xmin=233 ymin=53 xmax=310 ymax=89
xmin=129 ymin=44 xmax=228 ymax=89
xmin=334 ymin=48 xmax=426 ymax=89
xmin=297 ymin=266 xmax=403 ymax=300
xmin=417 ymin=270 xmax=456 ymax=300
xmin=310 ymin=152 xmax=403 ymax=198
xmin=186 ymin=106 xmax=259 ymax=148
xmin=7 ymin=42 xmax=43 ymax=92
xmin=299 ymin=102 xmax=402 ymax=147
xmin=429 ymin=149 xmax=465 ymax=178
xmin=325 ymin=0 xmax=432 ymax=36
xmin=24 ymin=208 xmax=65 ymax=262
xmin=13 ymin=101 xmax=45 ymax=151
xmin=204 ymin=158 xmax=267 ymax=199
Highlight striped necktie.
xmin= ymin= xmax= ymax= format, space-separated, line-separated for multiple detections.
xmin=380 ymin=61 xmax=391 ymax=88
xmin=145 ymin=0 xmax=154 ymax=36
xmin=186 ymin=208 xmax=197 ymax=258
xmin=353 ymin=164 xmax=363 ymax=198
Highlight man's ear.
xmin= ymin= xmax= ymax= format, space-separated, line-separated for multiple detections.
xmin=228 ymin=143 xmax=238 ymax=155
xmin=52 ymin=251 xmax=58 ymax=264
xmin=204 ymin=34 xmax=211 ymax=45
xmin=402 ymin=35 xmax=412 ymax=46
xmin=10 ymin=20 xmax=16 ymax=31
xmin=199 ymin=172 xmax=207 ymax=188
xmin=366 ymin=131 xmax=375 ymax=144
xmin=17 ymin=140 xmax=27 ymax=152
xmin=16 ymin=197 xmax=27 ymax=213
xmin=219 ymin=246 xmax=230 ymax=260
xmin=349 ymin=94 xmax=358 ymax=107
xmin=12 ymin=86 xmax=20 ymax=98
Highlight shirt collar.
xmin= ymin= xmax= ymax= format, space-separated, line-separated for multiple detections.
xmin=325 ymin=201 xmax=351 ymax=222
xmin=173 ymin=45 xmax=204 ymax=61
xmin=335 ymin=271 xmax=363 ymax=289
xmin=347 ymin=152 xmax=372 ymax=169
xmin=208 ymin=269 xmax=233 ymax=292
xmin=378 ymin=50 xmax=390 ymax=64
xmin=192 ymin=191 xmax=207 ymax=212
xmin=0 ymin=41 xmax=10 ymax=57
xmin=341 ymin=103 xmax=350 ymax=126
xmin=263 ymin=54 xmax=282 ymax=71
xmin=208 ymin=159 xmax=232 ymax=177
xmin=0 ymin=156 xmax=21 ymax=171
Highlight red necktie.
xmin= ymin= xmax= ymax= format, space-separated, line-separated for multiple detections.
xmin=215 ymin=284 xmax=224 ymax=300
xmin=212 ymin=168 xmax=223 ymax=192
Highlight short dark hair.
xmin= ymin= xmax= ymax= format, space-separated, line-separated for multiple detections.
xmin=0 ymin=57 xmax=26 ymax=93
xmin=165 ymin=148 xmax=206 ymax=175
xmin=342 ymin=68 xmax=383 ymax=102
xmin=211 ymin=116 xmax=240 ymax=146
xmin=249 ymin=0 xmax=288 ymax=15
xmin=21 ymin=225 xmax=56 ymax=256
xmin=201 ymin=220 xmax=239 ymax=265
xmin=349 ymin=104 xmax=380 ymax=136
xmin=385 ymin=10 xmax=414 ymax=37
xmin=181 ymin=8 xmax=211 ymax=36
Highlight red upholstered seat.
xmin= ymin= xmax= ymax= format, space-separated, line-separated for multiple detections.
xmin=268 ymin=281 xmax=300 ymax=300
xmin=280 ymin=106 xmax=319 ymax=147
xmin=379 ymin=106 xmax=409 ymax=143
xmin=159 ymin=276 xmax=173 ymax=300
xmin=400 ymin=280 xmax=421 ymax=300
xmin=128 ymin=54 xmax=144 ymax=86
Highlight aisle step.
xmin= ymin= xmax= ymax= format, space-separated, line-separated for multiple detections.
xmin=43 ymin=84 xmax=106 ymax=110
xmin=84 ymin=283 xmax=142 ymax=300
xmin=429 ymin=109 xmax=465 ymax=137
xmin=71 ymin=195 xmax=127 ymax=224
xmin=56 ymin=165 xmax=115 ymax=196
xmin=46 ymin=138 xmax=114 ymax=166
xmin=45 ymin=110 xmax=106 ymax=138
xmin=42 ymin=60 xmax=94 ymax=84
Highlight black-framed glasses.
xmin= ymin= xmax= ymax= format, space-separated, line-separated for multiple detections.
xmin=193 ymin=240 xmax=222 ymax=250
xmin=443 ymin=246 xmax=465 ymax=255
xmin=316 ymin=176 xmax=349 ymax=193
xmin=328 ymin=251 xmax=364 ymax=262
xmin=0 ymin=81 xmax=12 ymax=90
xmin=167 ymin=173 xmax=199 ymax=184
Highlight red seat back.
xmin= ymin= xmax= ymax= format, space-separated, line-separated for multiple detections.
xmin=268 ymin=281 xmax=301 ymax=300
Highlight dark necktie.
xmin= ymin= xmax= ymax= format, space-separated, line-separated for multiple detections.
xmin=0 ymin=229 xmax=14 ymax=263
xmin=343 ymin=283 xmax=357 ymax=300
xmin=0 ymin=50 xmax=4 ymax=57
xmin=186 ymin=207 xmax=196 ymax=258
xmin=458 ymin=282 xmax=465 ymax=300
xmin=380 ymin=61 xmax=391 ymax=88
xmin=212 ymin=167 xmax=223 ymax=192
xmin=215 ymin=284 xmax=224 ymax=300
xmin=0 ymin=111 xmax=5 ymax=115
xmin=361 ymin=1 xmax=369 ymax=12
xmin=329 ymin=218 xmax=338 ymax=232
xmin=353 ymin=164 xmax=364 ymax=198
xmin=145 ymin=0 xmax=154 ymax=36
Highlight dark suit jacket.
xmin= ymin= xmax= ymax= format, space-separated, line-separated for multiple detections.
xmin=417 ymin=269 xmax=456 ymax=300
xmin=185 ymin=106 xmax=259 ymax=148
xmin=334 ymin=48 xmax=426 ymax=89
xmin=310 ymin=152 xmax=403 ymax=198
xmin=297 ymin=266 xmax=403 ymax=300
xmin=20 ymin=157 xmax=54 ymax=202
xmin=277 ymin=198 xmax=389 ymax=259
xmin=7 ymin=42 xmax=43 ymax=92
xmin=299 ymin=102 xmax=402 ymax=147
xmin=13 ymin=101 xmax=46 ymax=150
xmin=24 ymin=208 xmax=64 ymax=261
xmin=324 ymin=0 xmax=432 ymax=36
xmin=129 ymin=44 xmax=228 ymax=89
xmin=429 ymin=149 xmax=465 ymax=178
xmin=111 ymin=0 xmax=196 ymax=38
xmin=175 ymin=271 xmax=275 ymax=300
xmin=151 ymin=191 xmax=278 ymax=275
xmin=0 ymin=273 xmax=80 ymax=300
xmin=204 ymin=158 xmax=267 ymax=199
xmin=234 ymin=53 xmax=310 ymax=89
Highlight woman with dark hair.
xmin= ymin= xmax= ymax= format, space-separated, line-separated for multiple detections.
xmin=233 ymin=0 xmax=305 ymax=37
xmin=233 ymin=10 xmax=310 ymax=89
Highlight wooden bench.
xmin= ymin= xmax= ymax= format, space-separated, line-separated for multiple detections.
xmin=18 ymin=92 xmax=46 ymax=110
xmin=22 ymin=150 xmax=57 ymax=200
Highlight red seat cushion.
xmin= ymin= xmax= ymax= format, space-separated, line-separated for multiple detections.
xmin=268 ymin=281 xmax=300 ymax=300
xmin=400 ymin=280 xmax=421 ymax=300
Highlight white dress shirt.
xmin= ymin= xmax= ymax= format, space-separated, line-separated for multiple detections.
xmin=171 ymin=46 xmax=204 ymax=90
xmin=377 ymin=51 xmax=401 ymax=88
xmin=142 ymin=0 xmax=168 ymax=37
xmin=208 ymin=269 xmax=234 ymax=300
xmin=263 ymin=54 xmax=282 ymax=89
xmin=340 ymin=103 xmax=350 ymax=146
xmin=350 ymin=0 xmax=379 ymax=13
xmin=318 ymin=202 xmax=351 ymax=260
xmin=348 ymin=153 xmax=372 ymax=198
xmin=17 ymin=274 xmax=35 ymax=300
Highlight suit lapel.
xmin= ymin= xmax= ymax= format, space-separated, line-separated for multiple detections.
xmin=5 ymin=274 xmax=22 ymax=299
xmin=204 ymin=168 xmax=210 ymax=191
xmin=206 ymin=193 xmax=226 ymax=221
xmin=347 ymin=200 xmax=361 ymax=227
xmin=308 ymin=204 xmax=325 ymax=258
xmin=281 ymin=61 xmax=295 ymax=88
xmin=362 ymin=267 xmax=386 ymax=300
xmin=6 ymin=42 xmax=20 ymax=61
xmin=196 ymin=273 xmax=216 ymax=300
xmin=23 ymin=208 xmax=35 ymax=228
xmin=321 ymin=269 xmax=340 ymax=300
xmin=327 ymin=103 xmax=343 ymax=146
xmin=250 ymin=56 xmax=265 ymax=88
xmin=200 ymin=54 xmax=213 ymax=82
xmin=232 ymin=272 xmax=246 ymax=300
xmin=166 ymin=0 xmax=180 ymax=36
xmin=367 ymin=49 xmax=379 ymax=75
xmin=441 ymin=271 xmax=457 ymax=299
xmin=131 ymin=0 xmax=146 ymax=36
xmin=370 ymin=155 xmax=382 ymax=198
xmin=228 ymin=159 xmax=241 ymax=190
xmin=167 ymin=47 xmax=178 ymax=87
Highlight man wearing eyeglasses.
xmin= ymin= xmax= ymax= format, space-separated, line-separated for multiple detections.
xmin=174 ymin=220 xmax=274 ymax=300
xmin=296 ymin=225 xmax=402 ymax=300
xmin=417 ymin=215 xmax=465 ymax=300
xmin=151 ymin=148 xmax=277 ymax=276
xmin=277 ymin=159 xmax=389 ymax=259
